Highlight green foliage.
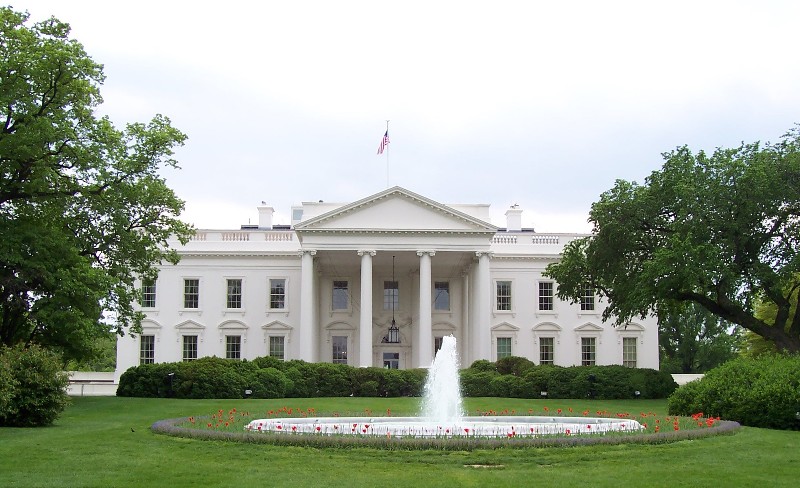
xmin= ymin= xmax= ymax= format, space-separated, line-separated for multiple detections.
xmin=668 ymin=354 xmax=800 ymax=430
xmin=467 ymin=359 xmax=496 ymax=373
xmin=0 ymin=7 xmax=192 ymax=363
xmin=64 ymin=333 xmax=117 ymax=372
xmin=658 ymin=302 xmax=742 ymax=374
xmin=117 ymin=358 xmax=426 ymax=399
xmin=461 ymin=361 xmax=677 ymax=399
xmin=0 ymin=344 xmax=70 ymax=426
xmin=495 ymin=355 xmax=536 ymax=376
xmin=545 ymin=128 xmax=800 ymax=352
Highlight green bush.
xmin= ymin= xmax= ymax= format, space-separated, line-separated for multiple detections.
xmin=466 ymin=359 xmax=496 ymax=373
xmin=489 ymin=374 xmax=528 ymax=397
xmin=249 ymin=367 xmax=292 ymax=398
xmin=0 ymin=344 xmax=70 ymax=427
xmin=495 ymin=356 xmax=535 ymax=376
xmin=460 ymin=371 xmax=497 ymax=397
xmin=668 ymin=355 xmax=800 ymax=430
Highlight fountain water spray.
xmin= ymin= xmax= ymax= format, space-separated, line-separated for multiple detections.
xmin=421 ymin=335 xmax=463 ymax=423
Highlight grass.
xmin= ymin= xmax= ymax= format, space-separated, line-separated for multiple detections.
xmin=1 ymin=396 xmax=798 ymax=487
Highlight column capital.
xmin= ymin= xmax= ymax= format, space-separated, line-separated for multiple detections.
xmin=298 ymin=249 xmax=317 ymax=257
xmin=475 ymin=251 xmax=493 ymax=258
xmin=416 ymin=250 xmax=436 ymax=257
xmin=357 ymin=250 xmax=376 ymax=257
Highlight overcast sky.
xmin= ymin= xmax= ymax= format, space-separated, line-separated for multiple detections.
xmin=16 ymin=0 xmax=800 ymax=232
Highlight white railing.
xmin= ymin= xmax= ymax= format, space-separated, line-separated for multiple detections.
xmin=222 ymin=232 xmax=250 ymax=241
xmin=188 ymin=231 xmax=295 ymax=243
xmin=531 ymin=235 xmax=560 ymax=245
xmin=265 ymin=232 xmax=294 ymax=242
xmin=492 ymin=235 xmax=517 ymax=244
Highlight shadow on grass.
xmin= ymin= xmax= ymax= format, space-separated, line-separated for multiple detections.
xmin=151 ymin=417 xmax=741 ymax=451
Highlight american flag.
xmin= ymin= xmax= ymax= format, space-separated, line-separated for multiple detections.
xmin=377 ymin=130 xmax=390 ymax=155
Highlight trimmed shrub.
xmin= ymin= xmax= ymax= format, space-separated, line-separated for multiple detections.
xmin=0 ymin=344 xmax=70 ymax=427
xmin=249 ymin=367 xmax=292 ymax=398
xmin=495 ymin=356 xmax=535 ymax=376
xmin=668 ymin=355 xmax=800 ymax=430
xmin=467 ymin=359 xmax=496 ymax=373
xmin=460 ymin=371 xmax=497 ymax=397
xmin=489 ymin=374 xmax=528 ymax=397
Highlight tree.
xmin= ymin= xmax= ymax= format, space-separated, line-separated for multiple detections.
xmin=658 ymin=302 xmax=741 ymax=373
xmin=545 ymin=128 xmax=800 ymax=352
xmin=0 ymin=8 xmax=192 ymax=362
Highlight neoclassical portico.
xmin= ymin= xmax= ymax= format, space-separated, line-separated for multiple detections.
xmin=293 ymin=187 xmax=498 ymax=368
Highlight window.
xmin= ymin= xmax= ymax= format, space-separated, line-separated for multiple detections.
xmin=226 ymin=279 xmax=242 ymax=309
xmin=332 ymin=280 xmax=349 ymax=310
xmin=434 ymin=281 xmax=450 ymax=311
xmin=332 ymin=336 xmax=348 ymax=364
xmin=496 ymin=281 xmax=512 ymax=311
xmin=539 ymin=337 xmax=554 ymax=365
xmin=139 ymin=335 xmax=155 ymax=364
xmin=580 ymin=284 xmax=595 ymax=311
xmin=434 ymin=336 xmax=443 ymax=355
xmin=183 ymin=279 xmax=199 ymax=309
xmin=581 ymin=337 xmax=596 ymax=366
xmin=538 ymin=282 xmax=554 ymax=311
xmin=623 ymin=337 xmax=637 ymax=368
xmin=225 ymin=335 xmax=241 ymax=360
xmin=383 ymin=352 xmax=399 ymax=369
xmin=269 ymin=336 xmax=285 ymax=360
xmin=496 ymin=337 xmax=512 ymax=359
xmin=141 ymin=280 xmax=156 ymax=308
xmin=182 ymin=335 xmax=198 ymax=361
xmin=269 ymin=279 xmax=286 ymax=309
xmin=383 ymin=281 xmax=398 ymax=311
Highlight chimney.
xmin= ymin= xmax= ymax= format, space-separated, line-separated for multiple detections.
xmin=257 ymin=205 xmax=274 ymax=229
xmin=505 ymin=206 xmax=522 ymax=232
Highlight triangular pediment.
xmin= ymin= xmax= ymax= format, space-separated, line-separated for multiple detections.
xmin=295 ymin=187 xmax=497 ymax=234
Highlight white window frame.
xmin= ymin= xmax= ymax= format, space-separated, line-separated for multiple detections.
xmin=225 ymin=277 xmax=244 ymax=310
xmin=182 ymin=277 xmax=201 ymax=310
xmin=182 ymin=334 xmax=198 ymax=361
xmin=331 ymin=279 xmax=350 ymax=312
xmin=141 ymin=279 xmax=157 ymax=309
xmin=494 ymin=279 xmax=513 ymax=312
xmin=433 ymin=281 xmax=451 ymax=312
xmin=538 ymin=281 xmax=555 ymax=312
xmin=268 ymin=277 xmax=288 ymax=311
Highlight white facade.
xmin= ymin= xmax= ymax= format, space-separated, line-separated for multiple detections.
xmin=115 ymin=187 xmax=658 ymax=379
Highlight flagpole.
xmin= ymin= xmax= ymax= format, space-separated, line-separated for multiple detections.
xmin=385 ymin=120 xmax=390 ymax=188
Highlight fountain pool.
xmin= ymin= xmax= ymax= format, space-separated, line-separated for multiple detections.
xmin=245 ymin=335 xmax=643 ymax=438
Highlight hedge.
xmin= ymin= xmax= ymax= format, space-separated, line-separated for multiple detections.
xmin=668 ymin=354 xmax=800 ymax=430
xmin=118 ymin=355 xmax=677 ymax=400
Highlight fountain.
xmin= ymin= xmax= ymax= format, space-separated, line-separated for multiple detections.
xmin=245 ymin=335 xmax=642 ymax=438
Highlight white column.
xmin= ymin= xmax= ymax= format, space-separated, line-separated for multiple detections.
xmin=461 ymin=266 xmax=471 ymax=366
xmin=358 ymin=250 xmax=376 ymax=367
xmin=417 ymin=251 xmax=434 ymax=368
xmin=475 ymin=251 xmax=491 ymax=361
xmin=299 ymin=249 xmax=317 ymax=362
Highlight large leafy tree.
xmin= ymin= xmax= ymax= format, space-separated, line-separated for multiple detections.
xmin=0 ymin=8 xmax=192 ymax=362
xmin=658 ymin=302 xmax=741 ymax=373
xmin=545 ymin=128 xmax=800 ymax=352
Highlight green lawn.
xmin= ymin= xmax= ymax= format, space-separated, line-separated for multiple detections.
xmin=1 ymin=396 xmax=798 ymax=487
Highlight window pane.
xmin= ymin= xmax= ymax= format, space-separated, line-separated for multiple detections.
xmin=623 ymin=337 xmax=637 ymax=367
xmin=496 ymin=281 xmax=511 ymax=311
xmin=182 ymin=335 xmax=197 ymax=361
xmin=434 ymin=336 xmax=443 ymax=355
xmin=383 ymin=352 xmax=399 ymax=369
xmin=226 ymin=335 xmax=241 ymax=360
xmin=270 ymin=279 xmax=286 ymax=309
xmin=332 ymin=280 xmax=349 ymax=310
xmin=142 ymin=280 xmax=156 ymax=308
xmin=184 ymin=279 xmax=199 ymax=308
xmin=581 ymin=337 xmax=596 ymax=366
xmin=434 ymin=282 xmax=450 ymax=310
xmin=383 ymin=281 xmax=398 ymax=311
xmin=139 ymin=335 xmax=155 ymax=365
xmin=269 ymin=336 xmax=285 ymax=360
xmin=227 ymin=279 xmax=242 ymax=309
xmin=332 ymin=336 xmax=348 ymax=364
xmin=539 ymin=337 xmax=554 ymax=365
xmin=497 ymin=337 xmax=512 ymax=359
xmin=580 ymin=284 xmax=595 ymax=311
xmin=538 ymin=282 xmax=554 ymax=311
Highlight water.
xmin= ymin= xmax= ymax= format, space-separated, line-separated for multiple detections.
xmin=245 ymin=334 xmax=644 ymax=438
xmin=421 ymin=335 xmax=464 ymax=422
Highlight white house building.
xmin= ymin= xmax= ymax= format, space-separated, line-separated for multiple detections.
xmin=115 ymin=186 xmax=658 ymax=380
